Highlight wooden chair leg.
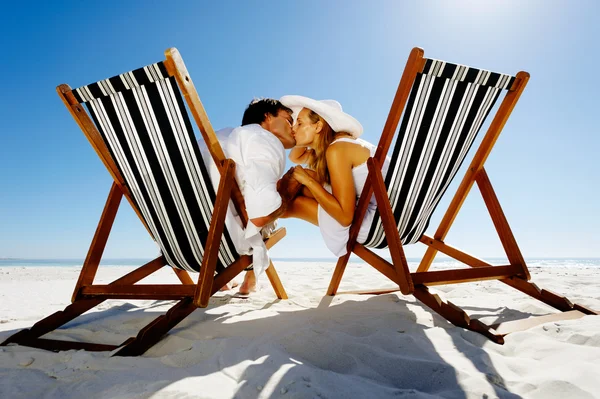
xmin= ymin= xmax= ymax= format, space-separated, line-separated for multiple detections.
xmin=368 ymin=158 xmax=414 ymax=295
xmin=1 ymin=257 xmax=167 ymax=350
xmin=327 ymin=252 xmax=352 ymax=296
xmin=264 ymin=261 xmax=288 ymax=299
xmin=72 ymin=182 xmax=123 ymax=302
xmin=260 ymin=227 xmax=288 ymax=299
xmin=412 ymin=281 xmax=597 ymax=344
xmin=1 ymin=299 xmax=105 ymax=347
xmin=173 ymin=268 xmax=194 ymax=285
xmin=113 ymin=298 xmax=198 ymax=357
xmin=502 ymin=276 xmax=599 ymax=315
xmin=476 ymin=168 xmax=530 ymax=280
xmin=412 ymin=285 xmax=504 ymax=344
xmin=195 ymin=160 xmax=236 ymax=307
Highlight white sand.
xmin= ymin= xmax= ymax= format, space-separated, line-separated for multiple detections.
xmin=1 ymin=261 xmax=599 ymax=398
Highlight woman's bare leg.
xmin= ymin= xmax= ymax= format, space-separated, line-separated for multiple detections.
xmin=282 ymin=195 xmax=318 ymax=226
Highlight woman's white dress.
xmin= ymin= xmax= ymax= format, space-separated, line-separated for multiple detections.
xmin=317 ymin=138 xmax=390 ymax=256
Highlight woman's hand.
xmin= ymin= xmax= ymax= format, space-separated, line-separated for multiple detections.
xmin=292 ymin=165 xmax=313 ymax=186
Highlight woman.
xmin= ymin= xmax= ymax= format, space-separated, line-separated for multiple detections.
xmin=279 ymin=95 xmax=390 ymax=256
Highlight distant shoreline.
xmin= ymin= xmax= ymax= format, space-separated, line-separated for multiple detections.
xmin=2 ymin=257 xmax=600 ymax=261
xmin=1 ymin=258 xmax=600 ymax=268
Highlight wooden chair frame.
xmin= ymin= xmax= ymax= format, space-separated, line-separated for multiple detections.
xmin=326 ymin=48 xmax=598 ymax=343
xmin=1 ymin=48 xmax=288 ymax=356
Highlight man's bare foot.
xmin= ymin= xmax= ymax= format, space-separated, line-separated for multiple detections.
xmin=219 ymin=280 xmax=239 ymax=291
xmin=238 ymin=270 xmax=257 ymax=295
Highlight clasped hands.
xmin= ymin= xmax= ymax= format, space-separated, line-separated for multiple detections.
xmin=277 ymin=166 xmax=311 ymax=205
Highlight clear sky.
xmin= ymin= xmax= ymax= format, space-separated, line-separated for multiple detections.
xmin=1 ymin=0 xmax=598 ymax=260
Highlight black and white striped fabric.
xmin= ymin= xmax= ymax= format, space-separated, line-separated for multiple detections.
xmin=73 ymin=62 xmax=239 ymax=273
xmin=363 ymin=58 xmax=515 ymax=249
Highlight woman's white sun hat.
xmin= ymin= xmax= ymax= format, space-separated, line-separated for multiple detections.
xmin=280 ymin=95 xmax=363 ymax=138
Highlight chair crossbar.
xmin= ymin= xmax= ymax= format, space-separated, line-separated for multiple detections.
xmin=419 ymin=234 xmax=491 ymax=268
xmin=80 ymin=285 xmax=196 ymax=300
xmin=352 ymin=244 xmax=399 ymax=284
xmin=410 ymin=265 xmax=519 ymax=286
xmin=15 ymin=338 xmax=121 ymax=353
xmin=422 ymin=58 xmax=515 ymax=89
xmin=72 ymin=62 xmax=171 ymax=103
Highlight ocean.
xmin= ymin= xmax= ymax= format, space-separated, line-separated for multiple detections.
xmin=1 ymin=258 xmax=599 ymax=269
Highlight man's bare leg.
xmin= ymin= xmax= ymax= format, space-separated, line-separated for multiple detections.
xmin=237 ymin=195 xmax=317 ymax=296
xmin=219 ymin=280 xmax=240 ymax=291
xmin=239 ymin=270 xmax=257 ymax=295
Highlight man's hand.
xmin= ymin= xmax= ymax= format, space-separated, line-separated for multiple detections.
xmin=252 ymin=168 xmax=303 ymax=228
xmin=277 ymin=167 xmax=303 ymax=203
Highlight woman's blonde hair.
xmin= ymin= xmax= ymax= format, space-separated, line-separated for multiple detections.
xmin=306 ymin=109 xmax=336 ymax=185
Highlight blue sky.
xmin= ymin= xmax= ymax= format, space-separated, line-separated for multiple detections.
xmin=0 ymin=0 xmax=598 ymax=260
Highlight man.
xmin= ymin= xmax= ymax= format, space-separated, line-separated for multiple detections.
xmin=201 ymin=98 xmax=296 ymax=294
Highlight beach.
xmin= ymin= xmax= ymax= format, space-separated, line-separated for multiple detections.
xmin=1 ymin=260 xmax=599 ymax=398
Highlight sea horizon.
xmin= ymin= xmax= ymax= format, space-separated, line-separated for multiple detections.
xmin=1 ymin=257 xmax=600 ymax=268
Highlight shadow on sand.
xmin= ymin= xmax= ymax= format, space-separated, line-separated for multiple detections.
xmin=0 ymin=287 xmax=530 ymax=399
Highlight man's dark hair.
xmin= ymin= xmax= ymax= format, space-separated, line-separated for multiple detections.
xmin=241 ymin=98 xmax=293 ymax=126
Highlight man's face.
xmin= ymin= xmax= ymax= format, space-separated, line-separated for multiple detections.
xmin=263 ymin=110 xmax=296 ymax=149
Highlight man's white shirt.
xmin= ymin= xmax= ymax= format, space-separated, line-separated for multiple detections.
xmin=198 ymin=124 xmax=285 ymax=278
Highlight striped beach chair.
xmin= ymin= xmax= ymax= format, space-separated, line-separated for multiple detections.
xmin=326 ymin=48 xmax=598 ymax=343
xmin=1 ymin=48 xmax=288 ymax=356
